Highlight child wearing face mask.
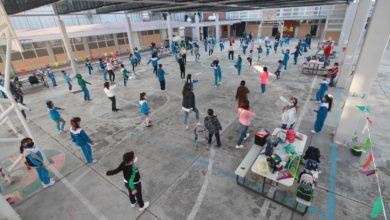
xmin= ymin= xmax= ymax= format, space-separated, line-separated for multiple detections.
xmin=281 ymin=97 xmax=298 ymax=129
xmin=20 ymin=137 xmax=55 ymax=188
xmin=106 ymin=151 xmax=149 ymax=212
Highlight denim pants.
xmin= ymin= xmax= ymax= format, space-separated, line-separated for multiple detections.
xmin=237 ymin=124 xmax=249 ymax=145
xmin=102 ymin=69 xmax=107 ymax=81
xmin=82 ymin=87 xmax=90 ymax=100
xmin=261 ymin=84 xmax=266 ymax=93
xmin=67 ymin=81 xmax=72 ymax=91
xmin=36 ymin=166 xmax=50 ymax=185
xmin=183 ymin=107 xmax=199 ymax=125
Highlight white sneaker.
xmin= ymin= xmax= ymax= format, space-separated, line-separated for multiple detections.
xmin=311 ymin=130 xmax=318 ymax=134
xmin=43 ymin=179 xmax=55 ymax=188
xmin=131 ymin=203 xmax=136 ymax=208
xmin=139 ymin=201 xmax=149 ymax=212
xmin=243 ymin=133 xmax=250 ymax=141
xmin=235 ymin=145 xmax=244 ymax=149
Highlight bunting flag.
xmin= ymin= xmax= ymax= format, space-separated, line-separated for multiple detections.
xmin=371 ymin=196 xmax=384 ymax=218
xmin=120 ymin=49 xmax=125 ymax=53
xmin=104 ymin=52 xmax=108 ymax=57
xmin=81 ymin=56 xmax=85 ymax=61
xmin=356 ymin=105 xmax=371 ymax=112
xmin=363 ymin=138 xmax=372 ymax=151
xmin=63 ymin=60 xmax=67 ymax=65
xmin=361 ymin=123 xmax=369 ymax=135
xmin=46 ymin=64 xmax=50 ymax=68
xmin=54 ymin=62 xmax=59 ymax=67
xmin=362 ymin=152 xmax=373 ymax=169
xmin=89 ymin=55 xmax=93 ymax=60
xmin=10 ymin=69 xmax=16 ymax=77
xmin=20 ymin=68 xmax=27 ymax=75
xmin=367 ymin=117 xmax=373 ymax=125
xmin=362 ymin=169 xmax=376 ymax=176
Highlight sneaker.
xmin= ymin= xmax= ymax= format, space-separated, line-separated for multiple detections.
xmin=311 ymin=130 xmax=318 ymax=134
xmin=196 ymin=122 xmax=201 ymax=126
xmin=139 ymin=201 xmax=149 ymax=212
xmin=243 ymin=133 xmax=250 ymax=141
xmin=131 ymin=203 xmax=136 ymax=208
xmin=43 ymin=179 xmax=55 ymax=188
xmin=185 ymin=125 xmax=189 ymax=130
xmin=235 ymin=145 xmax=244 ymax=149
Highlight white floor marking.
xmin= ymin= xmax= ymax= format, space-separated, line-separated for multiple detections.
xmin=295 ymin=75 xmax=318 ymax=131
xmin=186 ymin=148 xmax=215 ymax=220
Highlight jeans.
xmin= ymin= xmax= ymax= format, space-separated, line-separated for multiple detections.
xmin=125 ymin=182 xmax=144 ymax=208
xmin=195 ymin=53 xmax=200 ymax=61
xmin=49 ymin=77 xmax=57 ymax=87
xmin=183 ymin=107 xmax=199 ymax=125
xmin=159 ymin=80 xmax=165 ymax=90
xmin=294 ymin=56 xmax=298 ymax=64
xmin=330 ymin=76 xmax=336 ymax=87
xmin=237 ymin=124 xmax=249 ymax=145
xmin=67 ymin=81 xmax=72 ymax=91
xmin=82 ymin=87 xmax=91 ymax=100
xmin=21 ymin=110 xmax=27 ymax=120
xmin=237 ymin=67 xmax=241 ymax=75
xmin=80 ymin=144 xmax=93 ymax=164
xmin=102 ymin=69 xmax=107 ymax=81
xmin=182 ymin=54 xmax=186 ymax=65
xmin=88 ymin=67 xmax=93 ymax=75
xmin=36 ymin=166 xmax=51 ymax=185
xmin=228 ymin=51 xmax=234 ymax=60
xmin=208 ymin=132 xmax=221 ymax=146
xmin=108 ymin=70 xmax=115 ymax=82
xmin=283 ymin=60 xmax=288 ymax=70
xmin=109 ymin=96 xmax=117 ymax=110
xmin=261 ymin=84 xmax=266 ymax=93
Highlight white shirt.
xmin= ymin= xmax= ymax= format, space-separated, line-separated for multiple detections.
xmin=282 ymin=107 xmax=296 ymax=128
xmin=104 ymin=84 xmax=116 ymax=97
xmin=106 ymin=63 xmax=114 ymax=71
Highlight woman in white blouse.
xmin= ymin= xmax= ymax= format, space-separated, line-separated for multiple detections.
xmin=103 ymin=82 xmax=119 ymax=111
xmin=281 ymin=97 xmax=298 ymax=129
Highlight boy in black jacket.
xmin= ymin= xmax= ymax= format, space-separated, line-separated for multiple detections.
xmin=106 ymin=151 xmax=149 ymax=211
xmin=204 ymin=109 xmax=222 ymax=148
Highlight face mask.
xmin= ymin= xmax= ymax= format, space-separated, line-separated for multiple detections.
xmin=134 ymin=156 xmax=138 ymax=163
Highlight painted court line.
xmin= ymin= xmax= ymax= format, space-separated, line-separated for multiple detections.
xmin=295 ymin=74 xmax=318 ymax=131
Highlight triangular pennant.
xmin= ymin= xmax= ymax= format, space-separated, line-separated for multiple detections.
xmin=356 ymin=105 xmax=371 ymax=112
xmin=361 ymin=123 xmax=369 ymax=135
xmin=371 ymin=196 xmax=384 ymax=218
xmin=362 ymin=152 xmax=373 ymax=169
xmin=367 ymin=117 xmax=373 ymax=125
xmin=361 ymin=169 xmax=376 ymax=176
xmin=363 ymin=138 xmax=372 ymax=151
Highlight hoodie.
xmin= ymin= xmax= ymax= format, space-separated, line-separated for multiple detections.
xmin=147 ymin=57 xmax=160 ymax=66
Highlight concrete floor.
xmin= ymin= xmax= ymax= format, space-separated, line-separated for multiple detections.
xmin=1 ymin=39 xmax=389 ymax=220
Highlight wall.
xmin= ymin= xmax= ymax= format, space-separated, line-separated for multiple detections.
xmin=325 ymin=32 xmax=340 ymax=43
xmin=262 ymin=26 xmax=273 ymax=37
xmin=246 ymin=23 xmax=259 ymax=37
xmin=142 ymin=33 xmax=162 ymax=47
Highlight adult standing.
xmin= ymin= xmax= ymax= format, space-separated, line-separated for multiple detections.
xmin=103 ymin=82 xmax=119 ymax=111
xmin=106 ymin=59 xmax=115 ymax=83
xmin=228 ymin=44 xmax=234 ymax=61
xmin=312 ymin=94 xmax=333 ymax=134
xmin=182 ymin=83 xmax=200 ymax=130
xmin=235 ymin=80 xmax=250 ymax=108
xmin=281 ymin=97 xmax=298 ymax=129
xmin=323 ymin=41 xmax=332 ymax=68
xmin=236 ymin=100 xmax=256 ymax=149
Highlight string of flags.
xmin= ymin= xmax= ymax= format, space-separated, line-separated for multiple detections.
xmin=356 ymin=105 xmax=386 ymax=219
xmin=17 ymin=48 xmax=130 ymax=75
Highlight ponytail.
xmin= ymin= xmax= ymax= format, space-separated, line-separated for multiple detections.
xmin=70 ymin=117 xmax=81 ymax=129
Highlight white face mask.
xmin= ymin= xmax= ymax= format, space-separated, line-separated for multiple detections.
xmin=134 ymin=156 xmax=138 ymax=163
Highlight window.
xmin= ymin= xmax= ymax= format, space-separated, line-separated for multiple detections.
xmin=33 ymin=42 xmax=46 ymax=49
xmin=116 ymin=33 xmax=124 ymax=38
xmin=125 ymin=38 xmax=129 ymax=44
xmin=105 ymin=34 xmax=113 ymax=40
xmin=96 ymin=35 xmax=106 ymax=41
xmin=75 ymin=44 xmax=85 ymax=51
xmin=173 ymin=28 xmax=178 ymax=32
xmin=141 ymin=31 xmax=148 ymax=36
xmin=154 ymin=30 xmax=160 ymax=34
xmin=88 ymin=42 xmax=98 ymax=49
xmin=22 ymin=50 xmax=37 ymax=59
xmin=51 ymin=40 xmax=63 ymax=47
xmin=71 ymin=37 xmax=83 ymax=44
xmin=148 ymin=30 xmax=154 ymax=35
xmin=53 ymin=47 xmax=65 ymax=54
xmin=36 ymin=48 xmax=49 ymax=57
xmin=0 ymin=56 xmax=3 ymax=63
xmin=118 ymin=39 xmax=126 ymax=45
xmin=22 ymin=43 xmax=33 ymax=50
xmin=106 ymin=40 xmax=115 ymax=47
xmin=88 ymin=36 xmax=97 ymax=42
xmin=11 ymin=52 xmax=23 ymax=61
xmin=98 ymin=41 xmax=107 ymax=48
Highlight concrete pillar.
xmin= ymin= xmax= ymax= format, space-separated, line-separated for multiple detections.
xmin=279 ymin=21 xmax=284 ymax=38
xmin=3 ymin=30 xmax=12 ymax=92
xmin=215 ymin=13 xmax=220 ymax=44
xmin=258 ymin=22 xmax=262 ymax=38
xmin=337 ymin=1 xmax=358 ymax=58
xmin=335 ymin=0 xmax=390 ymax=145
xmin=82 ymin=37 xmax=92 ymax=57
xmin=125 ymin=14 xmax=135 ymax=53
xmin=337 ymin=0 xmax=372 ymax=88
xmin=113 ymin=34 xmax=120 ymax=51
xmin=0 ymin=46 xmax=15 ymax=76
xmin=44 ymin=41 xmax=57 ymax=63
xmin=167 ymin=13 xmax=173 ymax=52
xmin=194 ymin=13 xmax=200 ymax=41
xmin=56 ymin=19 xmax=78 ymax=75
xmin=315 ymin=21 xmax=320 ymax=38
xmin=321 ymin=18 xmax=329 ymax=41
xmin=227 ymin=25 xmax=231 ymax=38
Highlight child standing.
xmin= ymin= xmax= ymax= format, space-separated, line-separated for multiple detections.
xmin=234 ymin=55 xmax=242 ymax=75
xmin=242 ymin=41 xmax=247 ymax=55
xmin=139 ymin=92 xmax=152 ymax=127
xmin=316 ymin=78 xmax=329 ymax=103
xmin=328 ymin=63 xmax=339 ymax=87
xmin=129 ymin=53 xmax=137 ymax=72
xmin=134 ymin=48 xmax=142 ymax=65
xmin=182 ymin=83 xmax=200 ymax=129
xmin=46 ymin=100 xmax=66 ymax=134
xmin=204 ymin=109 xmax=222 ymax=148
xmin=20 ymin=138 xmax=55 ymax=188
xmin=236 ymin=100 xmax=256 ymax=149
xmin=282 ymin=49 xmax=290 ymax=70
xmin=211 ymin=62 xmax=222 ymax=87
xmin=16 ymin=98 xmax=30 ymax=120
xmin=147 ymin=54 xmax=160 ymax=75
xmin=156 ymin=64 xmax=166 ymax=91
xmin=69 ymin=117 xmax=96 ymax=165
xmin=275 ymin=60 xmax=284 ymax=80
xmin=235 ymin=80 xmax=250 ymax=108
xmin=106 ymin=152 xmax=149 ymax=211
xmin=219 ymin=40 xmax=224 ymax=52
xmin=228 ymin=44 xmax=234 ymax=61
xmin=194 ymin=44 xmax=200 ymax=62
xmin=120 ymin=64 xmax=129 ymax=86
xmin=312 ymin=94 xmax=333 ymax=134
xmin=99 ymin=59 xmax=107 ymax=81
xmin=47 ymin=68 xmax=57 ymax=87
xmin=259 ymin=67 xmax=269 ymax=93
xmin=61 ymin=70 xmax=72 ymax=92
xmin=257 ymin=45 xmax=263 ymax=63
xmin=247 ymin=50 xmax=253 ymax=66
xmin=85 ymin=59 xmax=93 ymax=75
xmin=75 ymin=74 xmax=91 ymax=101
xmin=265 ymin=38 xmax=271 ymax=56
xmin=273 ymin=39 xmax=279 ymax=53
xmin=291 ymin=47 xmax=302 ymax=65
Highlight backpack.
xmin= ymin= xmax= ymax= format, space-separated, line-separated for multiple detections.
xmin=286 ymin=129 xmax=296 ymax=143
xmin=296 ymin=182 xmax=313 ymax=201
xmin=303 ymin=146 xmax=321 ymax=163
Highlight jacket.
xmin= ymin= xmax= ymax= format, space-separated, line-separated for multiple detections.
xmin=106 ymin=162 xmax=140 ymax=190
xmin=48 ymin=107 xmax=61 ymax=121
xmin=23 ymin=147 xmax=45 ymax=167
xmin=236 ymin=85 xmax=249 ymax=101
xmin=70 ymin=128 xmax=92 ymax=147
xmin=120 ymin=68 xmax=129 ymax=79
xmin=182 ymin=92 xmax=196 ymax=109
xmin=157 ymin=68 xmax=165 ymax=81
xmin=282 ymin=107 xmax=297 ymax=128
xmin=147 ymin=57 xmax=160 ymax=66
xmin=204 ymin=115 xmax=222 ymax=134
xmin=139 ymin=100 xmax=150 ymax=114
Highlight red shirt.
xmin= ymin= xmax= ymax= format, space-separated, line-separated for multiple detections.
xmin=330 ymin=66 xmax=339 ymax=77
xmin=324 ymin=44 xmax=332 ymax=56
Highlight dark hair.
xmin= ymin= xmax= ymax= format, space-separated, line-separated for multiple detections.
xmin=104 ymin=82 xmax=110 ymax=89
xmin=240 ymin=80 xmax=245 ymax=86
xmin=46 ymin=100 xmax=53 ymax=109
xmin=159 ymin=64 xmax=162 ymax=68
xmin=70 ymin=117 xmax=81 ymax=129
xmin=20 ymin=137 xmax=33 ymax=153
xmin=290 ymin=97 xmax=298 ymax=108
xmin=61 ymin=70 xmax=66 ymax=73
xmin=120 ymin=64 xmax=124 ymax=68
xmin=208 ymin=109 xmax=214 ymax=116
xmin=334 ymin=62 xmax=339 ymax=66
xmin=99 ymin=58 xmax=102 ymax=62
xmin=324 ymin=95 xmax=333 ymax=112
xmin=278 ymin=60 xmax=283 ymax=63
xmin=140 ymin=92 xmax=146 ymax=100
xmin=240 ymin=99 xmax=250 ymax=110
xmin=186 ymin=74 xmax=192 ymax=83
xmin=123 ymin=151 xmax=135 ymax=164
xmin=250 ymin=50 xmax=253 ymax=53
xmin=263 ymin=67 xmax=268 ymax=72
xmin=182 ymin=82 xmax=193 ymax=97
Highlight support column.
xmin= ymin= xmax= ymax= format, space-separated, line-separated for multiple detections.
xmin=337 ymin=0 xmax=372 ymax=88
xmin=335 ymin=0 xmax=390 ymax=145
xmin=337 ymin=1 xmax=358 ymax=58
xmin=56 ymin=19 xmax=78 ymax=75
xmin=0 ymin=45 xmax=15 ymax=76
xmin=125 ymin=14 xmax=135 ymax=53
xmin=113 ymin=34 xmax=120 ymax=51
xmin=258 ymin=22 xmax=262 ymax=38
xmin=215 ymin=13 xmax=220 ymax=44
xmin=166 ymin=12 xmax=173 ymax=52
xmin=279 ymin=21 xmax=284 ymax=38
xmin=44 ymin=41 xmax=57 ymax=63
xmin=194 ymin=13 xmax=200 ymax=41
xmin=82 ymin=37 xmax=92 ymax=57
xmin=321 ymin=18 xmax=329 ymax=41
xmin=227 ymin=25 xmax=231 ymax=38
xmin=4 ymin=30 xmax=12 ymax=92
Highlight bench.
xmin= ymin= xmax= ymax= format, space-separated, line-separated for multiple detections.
xmin=235 ymin=144 xmax=261 ymax=185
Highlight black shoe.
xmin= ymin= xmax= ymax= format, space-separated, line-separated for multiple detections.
xmin=113 ymin=109 xmax=120 ymax=112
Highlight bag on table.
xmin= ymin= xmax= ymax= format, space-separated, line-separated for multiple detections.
xmin=296 ymin=182 xmax=314 ymax=201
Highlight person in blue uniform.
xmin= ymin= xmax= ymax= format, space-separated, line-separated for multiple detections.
xmin=234 ymin=55 xmax=242 ymax=75
xmin=47 ymin=68 xmax=57 ymax=87
xmin=315 ymin=79 xmax=329 ymax=103
xmin=211 ymin=62 xmax=222 ymax=87
xmin=281 ymin=49 xmax=290 ymax=70
xmin=147 ymin=54 xmax=160 ymax=75
xmin=85 ymin=59 xmax=93 ymax=75
xmin=291 ymin=47 xmax=302 ymax=65
xmin=46 ymin=100 xmax=66 ymax=134
xmin=99 ymin=59 xmax=107 ymax=81
xmin=312 ymin=94 xmax=333 ymax=134
xmin=69 ymin=117 xmax=95 ymax=165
